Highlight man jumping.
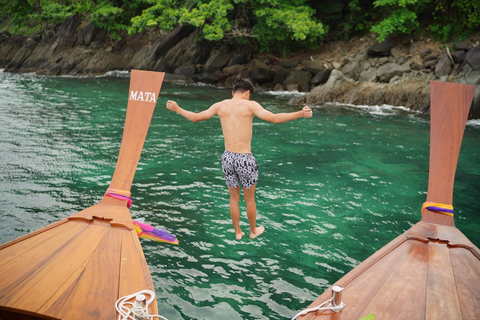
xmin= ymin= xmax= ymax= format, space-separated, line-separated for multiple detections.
xmin=166 ymin=78 xmax=312 ymax=240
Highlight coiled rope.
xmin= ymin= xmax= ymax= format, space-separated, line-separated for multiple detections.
xmin=115 ymin=290 xmax=168 ymax=320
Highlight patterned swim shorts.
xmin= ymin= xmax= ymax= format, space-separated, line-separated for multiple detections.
xmin=221 ymin=150 xmax=259 ymax=189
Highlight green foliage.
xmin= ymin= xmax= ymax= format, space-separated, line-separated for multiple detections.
xmin=1 ymin=0 xmax=478 ymax=50
xmin=179 ymin=1 xmax=234 ymax=41
xmin=253 ymin=4 xmax=326 ymax=51
xmin=371 ymin=7 xmax=419 ymax=42
xmin=129 ymin=0 xmax=179 ymax=34
xmin=91 ymin=3 xmax=126 ymax=40
xmin=128 ymin=0 xmax=326 ymax=51
xmin=429 ymin=0 xmax=480 ymax=41
xmin=371 ymin=0 xmax=480 ymax=42
xmin=30 ymin=1 xmax=73 ymax=25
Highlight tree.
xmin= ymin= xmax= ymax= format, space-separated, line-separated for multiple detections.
xmin=128 ymin=0 xmax=328 ymax=51
xmin=371 ymin=0 xmax=480 ymax=42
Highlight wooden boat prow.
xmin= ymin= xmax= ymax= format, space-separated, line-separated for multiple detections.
xmin=0 ymin=70 xmax=165 ymax=320
xmin=299 ymin=81 xmax=479 ymax=320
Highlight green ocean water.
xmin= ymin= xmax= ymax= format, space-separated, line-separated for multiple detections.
xmin=0 ymin=70 xmax=479 ymax=319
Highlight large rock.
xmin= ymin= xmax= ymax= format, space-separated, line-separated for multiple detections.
xmin=455 ymin=41 xmax=470 ymax=51
xmin=451 ymin=50 xmax=466 ymax=64
xmin=368 ymin=36 xmax=396 ymax=57
xmin=464 ymin=71 xmax=480 ymax=85
xmin=79 ymin=22 xmax=100 ymax=46
xmin=5 ymin=37 xmax=39 ymax=72
xmin=51 ymin=14 xmax=80 ymax=53
xmin=223 ymin=64 xmax=244 ymax=76
xmin=294 ymin=77 xmax=431 ymax=112
xmin=466 ymin=45 xmax=480 ymax=70
xmin=341 ymin=60 xmax=361 ymax=81
xmin=323 ymin=69 xmax=349 ymax=90
xmin=281 ymin=60 xmax=300 ymax=68
xmin=127 ymin=24 xmax=195 ymax=70
xmin=64 ymin=49 xmax=127 ymax=75
xmin=272 ymin=65 xmax=287 ymax=85
xmin=311 ymin=69 xmax=332 ymax=86
xmin=284 ymin=70 xmax=312 ymax=91
xmin=57 ymin=15 xmax=80 ymax=38
xmin=359 ymin=67 xmax=378 ymax=82
xmin=301 ymin=59 xmax=325 ymax=74
xmin=17 ymin=40 xmax=56 ymax=73
xmin=155 ymin=30 xmax=211 ymax=72
xmin=377 ymin=62 xmax=411 ymax=82
xmin=355 ymin=50 xmax=369 ymax=62
xmin=251 ymin=67 xmax=275 ymax=84
xmin=435 ymin=56 xmax=452 ymax=77
xmin=0 ymin=32 xmax=25 ymax=67
xmin=205 ymin=50 xmax=231 ymax=73
xmin=151 ymin=25 xmax=195 ymax=60
xmin=227 ymin=54 xmax=247 ymax=67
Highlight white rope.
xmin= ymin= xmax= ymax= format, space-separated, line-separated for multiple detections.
xmin=115 ymin=290 xmax=169 ymax=320
xmin=291 ymin=297 xmax=335 ymax=320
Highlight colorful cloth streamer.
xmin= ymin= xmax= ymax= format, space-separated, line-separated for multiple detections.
xmin=133 ymin=220 xmax=179 ymax=245
xmin=421 ymin=202 xmax=454 ymax=217
xmin=105 ymin=188 xmax=132 ymax=208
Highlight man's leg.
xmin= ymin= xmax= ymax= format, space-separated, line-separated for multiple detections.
xmin=228 ymin=186 xmax=244 ymax=240
xmin=243 ymin=185 xmax=265 ymax=239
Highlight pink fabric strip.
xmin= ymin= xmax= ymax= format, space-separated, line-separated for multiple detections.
xmin=105 ymin=193 xmax=132 ymax=208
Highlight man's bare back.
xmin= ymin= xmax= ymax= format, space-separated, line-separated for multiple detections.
xmin=215 ymin=98 xmax=259 ymax=153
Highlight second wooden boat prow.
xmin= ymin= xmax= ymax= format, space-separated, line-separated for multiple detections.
xmin=298 ymin=81 xmax=479 ymax=320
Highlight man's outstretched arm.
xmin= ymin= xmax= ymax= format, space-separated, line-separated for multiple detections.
xmin=166 ymin=100 xmax=218 ymax=122
xmin=252 ymin=103 xmax=313 ymax=124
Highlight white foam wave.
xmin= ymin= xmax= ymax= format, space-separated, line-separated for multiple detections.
xmin=321 ymin=102 xmax=423 ymax=116
xmin=467 ymin=119 xmax=480 ymax=127
xmin=95 ymin=70 xmax=131 ymax=78
xmin=261 ymin=90 xmax=307 ymax=97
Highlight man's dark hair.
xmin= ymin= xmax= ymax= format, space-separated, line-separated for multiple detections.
xmin=233 ymin=77 xmax=255 ymax=93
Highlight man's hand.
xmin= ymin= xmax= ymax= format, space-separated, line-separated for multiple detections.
xmin=166 ymin=100 xmax=179 ymax=112
xmin=302 ymin=106 xmax=313 ymax=118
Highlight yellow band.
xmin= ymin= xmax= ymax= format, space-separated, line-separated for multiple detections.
xmin=106 ymin=188 xmax=131 ymax=197
xmin=421 ymin=202 xmax=454 ymax=217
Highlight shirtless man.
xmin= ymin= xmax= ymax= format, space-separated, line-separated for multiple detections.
xmin=166 ymin=78 xmax=312 ymax=240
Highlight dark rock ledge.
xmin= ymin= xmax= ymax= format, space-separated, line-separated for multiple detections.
xmin=1 ymin=15 xmax=480 ymax=117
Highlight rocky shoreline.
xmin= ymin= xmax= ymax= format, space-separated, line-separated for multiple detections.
xmin=1 ymin=15 xmax=480 ymax=117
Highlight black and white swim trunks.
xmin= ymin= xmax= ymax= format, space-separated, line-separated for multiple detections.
xmin=221 ymin=150 xmax=259 ymax=189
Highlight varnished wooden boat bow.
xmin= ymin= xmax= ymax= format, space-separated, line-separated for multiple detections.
xmin=299 ymin=81 xmax=479 ymax=320
xmin=0 ymin=70 xmax=165 ymax=320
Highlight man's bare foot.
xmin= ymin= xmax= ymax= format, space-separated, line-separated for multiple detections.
xmin=250 ymin=226 xmax=265 ymax=239
xmin=236 ymin=231 xmax=245 ymax=240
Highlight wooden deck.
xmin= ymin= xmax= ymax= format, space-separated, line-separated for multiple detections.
xmin=0 ymin=70 xmax=165 ymax=320
xmin=299 ymin=81 xmax=479 ymax=320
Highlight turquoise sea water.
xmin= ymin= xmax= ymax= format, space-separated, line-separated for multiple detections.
xmin=0 ymin=70 xmax=479 ymax=319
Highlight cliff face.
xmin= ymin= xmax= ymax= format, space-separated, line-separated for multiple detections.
xmin=1 ymin=15 xmax=480 ymax=117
